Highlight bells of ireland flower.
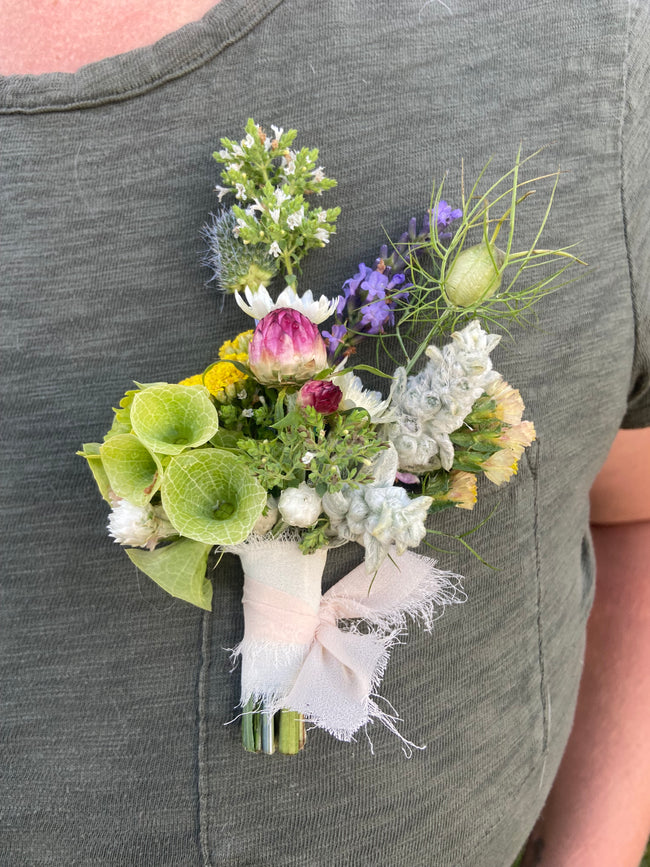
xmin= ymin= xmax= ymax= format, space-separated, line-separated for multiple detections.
xmin=248 ymin=308 xmax=327 ymax=385
xmin=445 ymin=243 xmax=506 ymax=307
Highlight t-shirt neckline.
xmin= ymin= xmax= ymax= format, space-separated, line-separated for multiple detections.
xmin=0 ymin=0 xmax=284 ymax=114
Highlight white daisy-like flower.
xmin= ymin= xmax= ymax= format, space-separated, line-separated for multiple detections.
xmin=234 ymin=285 xmax=337 ymax=324
xmin=269 ymin=241 xmax=282 ymax=258
xmin=336 ymin=370 xmax=397 ymax=424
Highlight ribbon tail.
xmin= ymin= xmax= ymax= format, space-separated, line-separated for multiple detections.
xmin=284 ymin=551 xmax=466 ymax=749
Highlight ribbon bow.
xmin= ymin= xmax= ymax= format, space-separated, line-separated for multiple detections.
xmin=236 ymin=545 xmax=464 ymax=745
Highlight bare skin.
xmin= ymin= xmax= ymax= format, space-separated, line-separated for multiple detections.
xmin=522 ymin=428 xmax=650 ymax=866
xmin=0 ymin=0 xmax=218 ymax=75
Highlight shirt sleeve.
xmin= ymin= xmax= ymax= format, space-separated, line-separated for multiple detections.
xmin=621 ymin=0 xmax=650 ymax=429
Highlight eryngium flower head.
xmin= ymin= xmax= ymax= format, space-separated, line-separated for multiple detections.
xmin=201 ymin=208 xmax=278 ymax=293
xmin=248 ymin=308 xmax=328 ymax=385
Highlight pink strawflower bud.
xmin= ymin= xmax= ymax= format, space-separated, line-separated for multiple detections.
xmin=248 ymin=308 xmax=328 ymax=384
xmin=297 ymin=379 xmax=342 ymax=414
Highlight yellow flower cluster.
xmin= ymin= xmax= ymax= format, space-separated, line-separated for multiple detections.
xmin=179 ymin=330 xmax=254 ymax=400
xmin=219 ymin=330 xmax=253 ymax=363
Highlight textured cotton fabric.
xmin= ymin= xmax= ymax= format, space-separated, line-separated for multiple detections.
xmin=1 ymin=1 xmax=649 ymax=865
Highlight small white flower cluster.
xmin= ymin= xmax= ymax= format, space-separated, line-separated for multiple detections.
xmin=384 ymin=321 xmax=501 ymax=472
xmin=322 ymin=446 xmax=433 ymax=572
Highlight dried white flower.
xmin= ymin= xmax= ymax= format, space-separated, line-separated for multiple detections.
xmin=107 ymin=500 xmax=176 ymax=550
xmin=278 ymin=483 xmax=322 ymax=528
xmin=252 ymin=495 xmax=279 ymax=535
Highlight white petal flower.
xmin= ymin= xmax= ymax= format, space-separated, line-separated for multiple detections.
xmin=271 ymin=125 xmax=284 ymax=140
xmin=235 ymin=285 xmax=337 ymax=324
xmin=336 ymin=371 xmax=397 ymax=423
xmin=107 ymin=500 xmax=176 ymax=550
xmin=314 ymin=227 xmax=330 ymax=244
xmin=274 ymin=286 xmax=337 ymax=324
xmin=243 ymin=133 xmax=255 ymax=148
xmin=278 ymin=483 xmax=322 ymax=528
xmin=235 ymin=183 xmax=247 ymax=200
xmin=312 ymin=166 xmax=325 ymax=183
xmin=269 ymin=208 xmax=280 ymax=223
xmin=269 ymin=241 xmax=282 ymax=258
xmin=274 ymin=187 xmax=291 ymax=205
xmin=214 ymin=185 xmax=231 ymax=201
xmin=235 ymin=285 xmax=276 ymax=319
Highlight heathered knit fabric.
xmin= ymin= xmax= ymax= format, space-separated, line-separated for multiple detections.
xmin=1 ymin=1 xmax=648 ymax=865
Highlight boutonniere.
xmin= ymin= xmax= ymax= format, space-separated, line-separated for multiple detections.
xmin=79 ymin=120 xmax=584 ymax=755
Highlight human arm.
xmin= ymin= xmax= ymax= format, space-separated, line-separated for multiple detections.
xmin=522 ymin=428 xmax=650 ymax=866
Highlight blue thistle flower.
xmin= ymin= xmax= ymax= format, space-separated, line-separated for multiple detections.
xmin=201 ymin=209 xmax=278 ymax=294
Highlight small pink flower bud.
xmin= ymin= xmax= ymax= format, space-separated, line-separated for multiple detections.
xmin=248 ymin=308 xmax=328 ymax=385
xmin=297 ymin=379 xmax=342 ymax=415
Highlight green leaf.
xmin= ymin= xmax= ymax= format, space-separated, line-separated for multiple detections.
xmin=161 ymin=449 xmax=267 ymax=545
xmin=99 ymin=434 xmax=163 ymax=506
xmin=77 ymin=443 xmax=112 ymax=502
xmin=125 ymin=538 xmax=212 ymax=610
xmin=131 ymin=384 xmax=219 ymax=456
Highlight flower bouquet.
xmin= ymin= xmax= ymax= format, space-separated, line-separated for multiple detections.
xmin=79 ymin=120 xmax=584 ymax=754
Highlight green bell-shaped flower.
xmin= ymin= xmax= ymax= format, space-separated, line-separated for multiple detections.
xmin=99 ymin=434 xmax=163 ymax=506
xmin=445 ymin=243 xmax=505 ymax=307
xmin=130 ymin=384 xmax=219 ymax=456
xmin=161 ymin=449 xmax=267 ymax=546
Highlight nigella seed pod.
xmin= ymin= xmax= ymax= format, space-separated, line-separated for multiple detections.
xmin=445 ymin=243 xmax=506 ymax=307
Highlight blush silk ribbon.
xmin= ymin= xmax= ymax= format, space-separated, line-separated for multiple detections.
xmin=235 ymin=544 xmax=464 ymax=745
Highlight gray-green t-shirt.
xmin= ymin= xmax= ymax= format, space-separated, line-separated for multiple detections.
xmin=1 ymin=1 xmax=648 ymax=864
